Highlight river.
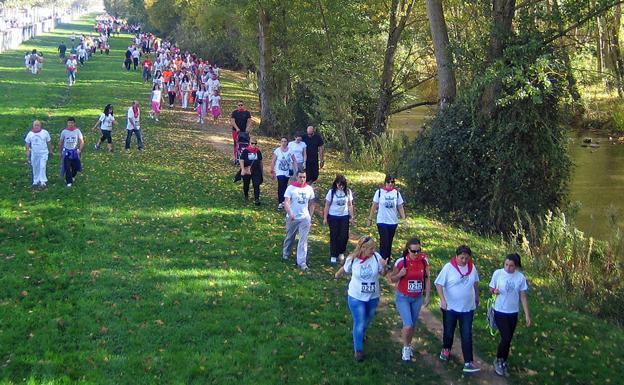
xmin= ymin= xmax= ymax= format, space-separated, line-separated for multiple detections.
xmin=389 ymin=108 xmax=622 ymax=239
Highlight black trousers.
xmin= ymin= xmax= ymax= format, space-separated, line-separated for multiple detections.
xmin=277 ymin=175 xmax=289 ymax=204
xmin=494 ymin=311 xmax=518 ymax=361
xmin=328 ymin=215 xmax=350 ymax=258
xmin=377 ymin=223 xmax=397 ymax=260
xmin=168 ymin=92 xmax=176 ymax=105
xmin=63 ymin=157 xmax=80 ymax=184
xmin=305 ymin=159 xmax=319 ymax=183
xmin=242 ymin=175 xmax=260 ymax=200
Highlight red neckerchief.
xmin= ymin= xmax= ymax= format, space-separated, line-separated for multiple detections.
xmin=382 ymin=186 xmax=395 ymax=192
xmin=132 ymin=106 xmax=139 ymax=118
xmin=66 ymin=126 xmax=76 ymax=131
xmin=358 ymin=253 xmax=371 ymax=262
xmin=31 ymin=128 xmax=42 ymax=133
xmin=450 ymin=256 xmax=473 ymax=277
xmin=245 ymin=145 xmax=259 ymax=153
xmin=291 ymin=181 xmax=308 ymax=188
xmin=237 ymin=107 xmax=247 ymax=112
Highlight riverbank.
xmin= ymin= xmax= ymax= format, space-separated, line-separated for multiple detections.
xmin=0 ymin=16 xmax=622 ymax=385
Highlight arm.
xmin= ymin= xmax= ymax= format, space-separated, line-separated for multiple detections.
xmin=308 ymin=199 xmax=315 ymax=219
xmin=398 ymin=204 xmax=407 ymax=221
xmin=473 ymin=281 xmax=480 ymax=308
xmin=25 ymin=143 xmax=31 ymax=164
xmin=348 ymin=195 xmax=355 ymax=224
xmin=245 ymin=116 xmax=251 ymax=131
xmin=424 ymin=266 xmax=431 ymax=307
xmin=322 ymin=199 xmax=329 ymax=225
xmin=520 ymin=291 xmax=531 ymax=326
xmin=367 ymin=202 xmax=378 ymax=226
xmin=302 ymin=147 xmax=307 ymax=165
xmin=231 ymin=117 xmax=240 ymax=131
xmin=284 ymin=197 xmax=294 ymax=220
xmin=78 ymin=135 xmax=84 ymax=153
xmin=92 ymin=119 xmax=100 ymax=131
xmin=58 ymin=138 xmax=64 ymax=159
xmin=389 ymin=263 xmax=406 ymax=283
xmin=47 ymin=140 xmax=53 ymax=154
xmin=270 ymin=153 xmax=277 ymax=179
xmin=436 ymin=284 xmax=447 ymax=310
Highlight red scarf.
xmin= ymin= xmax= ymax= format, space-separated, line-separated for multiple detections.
xmin=357 ymin=253 xmax=371 ymax=262
xmin=237 ymin=108 xmax=247 ymax=112
xmin=132 ymin=105 xmax=139 ymax=118
xmin=245 ymin=145 xmax=259 ymax=153
xmin=450 ymin=255 xmax=473 ymax=277
xmin=66 ymin=126 xmax=76 ymax=131
xmin=291 ymin=181 xmax=308 ymax=188
xmin=382 ymin=186 xmax=395 ymax=192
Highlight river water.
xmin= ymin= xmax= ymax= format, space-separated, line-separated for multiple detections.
xmin=389 ymin=108 xmax=622 ymax=239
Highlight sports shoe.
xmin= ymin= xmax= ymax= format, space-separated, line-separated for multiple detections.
xmin=354 ymin=351 xmax=364 ymax=362
xmin=501 ymin=360 xmax=510 ymax=377
xmin=94 ymin=144 xmax=99 ymax=150
xmin=254 ymin=199 xmax=261 ymax=206
xmin=330 ymin=257 xmax=337 ymax=265
xmin=277 ymin=203 xmax=284 ymax=209
xmin=339 ymin=254 xmax=345 ymax=264
xmin=66 ymin=183 xmax=72 ymax=187
xmin=463 ymin=362 xmax=481 ymax=373
xmin=155 ymin=118 xmax=159 ymax=122
xmin=439 ymin=349 xmax=450 ymax=362
xmin=300 ymin=265 xmax=309 ymax=272
xmin=401 ymin=346 xmax=412 ymax=361
xmin=494 ymin=358 xmax=504 ymax=376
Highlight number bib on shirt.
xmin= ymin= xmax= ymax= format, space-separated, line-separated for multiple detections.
xmin=361 ymin=282 xmax=376 ymax=294
xmin=407 ymin=280 xmax=423 ymax=293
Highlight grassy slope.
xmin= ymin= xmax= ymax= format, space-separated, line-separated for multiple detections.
xmin=0 ymin=16 xmax=622 ymax=385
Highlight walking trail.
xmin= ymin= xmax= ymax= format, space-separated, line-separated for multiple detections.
xmin=158 ymin=70 xmax=507 ymax=385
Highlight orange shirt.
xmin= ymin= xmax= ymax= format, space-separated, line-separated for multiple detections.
xmin=162 ymin=70 xmax=173 ymax=83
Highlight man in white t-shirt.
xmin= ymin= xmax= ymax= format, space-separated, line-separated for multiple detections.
xmin=24 ymin=120 xmax=52 ymax=188
xmin=288 ymin=134 xmax=307 ymax=173
xmin=282 ymin=170 xmax=315 ymax=271
xmin=434 ymin=245 xmax=481 ymax=373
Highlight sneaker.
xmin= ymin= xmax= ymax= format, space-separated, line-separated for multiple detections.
xmin=277 ymin=203 xmax=284 ymax=209
xmin=501 ymin=360 xmax=510 ymax=377
xmin=401 ymin=346 xmax=412 ymax=362
xmin=300 ymin=265 xmax=309 ymax=272
xmin=282 ymin=255 xmax=289 ymax=261
xmin=439 ymin=349 xmax=450 ymax=362
xmin=66 ymin=183 xmax=72 ymax=187
xmin=40 ymin=182 xmax=46 ymax=188
xmin=494 ymin=358 xmax=504 ymax=376
xmin=94 ymin=144 xmax=99 ymax=150
xmin=254 ymin=199 xmax=261 ymax=206
xmin=463 ymin=362 xmax=481 ymax=373
xmin=339 ymin=254 xmax=345 ymax=264
xmin=155 ymin=118 xmax=159 ymax=122
xmin=354 ymin=351 xmax=364 ymax=362
xmin=329 ymin=257 xmax=337 ymax=265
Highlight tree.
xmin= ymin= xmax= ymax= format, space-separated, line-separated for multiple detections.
xmin=425 ymin=0 xmax=456 ymax=110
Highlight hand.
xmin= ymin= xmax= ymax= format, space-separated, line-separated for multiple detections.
xmin=77 ymin=148 xmax=81 ymax=154
xmin=349 ymin=217 xmax=355 ymax=225
xmin=288 ymin=213 xmax=295 ymax=221
xmin=525 ymin=315 xmax=532 ymax=327
xmin=397 ymin=267 xmax=407 ymax=278
xmin=492 ymin=288 xmax=500 ymax=295
xmin=379 ymin=257 xmax=388 ymax=270
xmin=440 ymin=298 xmax=447 ymax=310
xmin=423 ymin=295 xmax=430 ymax=307
xmin=475 ymin=299 xmax=480 ymax=308
xmin=323 ymin=217 xmax=328 ymax=225
xmin=320 ymin=160 xmax=324 ymax=168
xmin=366 ymin=218 xmax=372 ymax=226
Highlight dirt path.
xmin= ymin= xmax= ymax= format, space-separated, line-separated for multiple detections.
xmin=160 ymin=78 xmax=507 ymax=385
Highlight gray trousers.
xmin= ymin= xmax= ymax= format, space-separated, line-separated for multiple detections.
xmin=283 ymin=217 xmax=311 ymax=267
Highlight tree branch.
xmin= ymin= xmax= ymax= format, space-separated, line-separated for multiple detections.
xmin=390 ymin=100 xmax=437 ymax=115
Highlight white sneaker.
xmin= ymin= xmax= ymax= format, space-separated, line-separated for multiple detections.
xmin=66 ymin=183 xmax=72 ymax=187
xmin=339 ymin=254 xmax=345 ymax=264
xmin=300 ymin=265 xmax=309 ymax=272
xmin=277 ymin=203 xmax=284 ymax=209
xmin=330 ymin=257 xmax=337 ymax=265
xmin=401 ymin=346 xmax=412 ymax=361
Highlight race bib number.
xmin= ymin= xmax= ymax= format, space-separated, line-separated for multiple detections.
xmin=407 ymin=280 xmax=423 ymax=293
xmin=361 ymin=282 xmax=376 ymax=294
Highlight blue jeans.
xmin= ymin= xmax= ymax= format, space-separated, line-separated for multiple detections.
xmin=442 ymin=309 xmax=474 ymax=363
xmin=347 ymin=295 xmax=380 ymax=352
xmin=395 ymin=292 xmax=424 ymax=328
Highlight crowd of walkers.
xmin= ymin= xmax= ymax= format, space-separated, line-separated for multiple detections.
xmin=22 ymin=21 xmax=532 ymax=378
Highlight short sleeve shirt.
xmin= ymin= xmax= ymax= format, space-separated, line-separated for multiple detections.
xmin=98 ymin=113 xmax=115 ymax=131
xmin=284 ymin=184 xmax=315 ymax=220
xmin=434 ymin=262 xmax=480 ymax=312
xmin=231 ymin=109 xmax=251 ymax=132
xmin=288 ymin=141 xmax=307 ymax=163
xmin=373 ymin=189 xmax=404 ymax=224
xmin=325 ymin=189 xmax=353 ymax=217
xmin=273 ymin=147 xmax=294 ymax=177
xmin=60 ymin=129 xmax=83 ymax=150
xmin=344 ymin=253 xmax=384 ymax=301
xmin=302 ymin=133 xmax=324 ymax=162
xmin=489 ymin=269 xmax=529 ymax=314
xmin=126 ymin=107 xmax=140 ymax=130
xmin=25 ymin=129 xmax=51 ymax=154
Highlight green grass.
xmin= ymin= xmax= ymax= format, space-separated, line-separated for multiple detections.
xmin=1 ymin=15 xmax=623 ymax=385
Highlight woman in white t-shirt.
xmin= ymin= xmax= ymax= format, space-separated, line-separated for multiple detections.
xmin=323 ymin=174 xmax=354 ymax=265
xmin=209 ymin=89 xmax=221 ymax=123
xmin=180 ymin=75 xmax=190 ymax=109
xmin=270 ymin=136 xmax=297 ymax=209
xmin=92 ymin=104 xmax=116 ymax=152
xmin=367 ymin=174 xmax=406 ymax=263
xmin=150 ymin=84 xmax=162 ymax=122
xmin=195 ymin=83 xmax=206 ymax=124
xmin=335 ymin=236 xmax=387 ymax=362
xmin=489 ymin=253 xmax=531 ymax=377
xmin=434 ymin=245 xmax=481 ymax=373
xmin=288 ymin=134 xmax=307 ymax=174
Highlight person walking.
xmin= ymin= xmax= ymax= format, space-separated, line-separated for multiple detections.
xmin=335 ymin=236 xmax=387 ymax=362
xmin=288 ymin=133 xmax=307 ymax=174
xmin=239 ymin=137 xmax=263 ymax=205
xmin=302 ymin=125 xmax=324 ymax=184
xmin=322 ymin=174 xmax=354 ymax=265
xmin=25 ymin=120 xmax=53 ymax=188
xmin=66 ymin=54 xmax=77 ymax=86
xmin=180 ymin=75 xmax=190 ymax=109
xmin=59 ymin=117 xmax=84 ymax=187
xmin=125 ymin=101 xmax=143 ymax=151
xmin=367 ymin=174 xmax=406 ymax=264
xmin=150 ymin=84 xmax=162 ymax=122
xmin=282 ymin=170 xmax=315 ymax=271
xmin=209 ymin=89 xmax=221 ymax=123
xmin=490 ymin=253 xmax=531 ymax=377
xmin=195 ymin=83 xmax=206 ymax=124
xmin=270 ymin=137 xmax=297 ymax=209
xmin=167 ymin=77 xmax=177 ymax=107
xmin=389 ymin=237 xmax=431 ymax=362
xmin=435 ymin=245 xmax=481 ymax=373
xmin=92 ymin=104 xmax=116 ymax=152
xmin=231 ymin=100 xmax=252 ymax=162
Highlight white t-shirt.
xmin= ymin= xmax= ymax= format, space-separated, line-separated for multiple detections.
xmin=284 ymin=184 xmax=315 ymax=220
xmin=60 ymin=129 xmax=83 ymax=150
xmin=196 ymin=90 xmax=205 ymax=103
xmin=210 ymin=95 xmax=221 ymax=107
xmin=180 ymin=81 xmax=189 ymax=92
xmin=98 ymin=113 xmax=115 ymax=131
xmin=66 ymin=58 xmax=77 ymax=70
xmin=25 ymin=129 xmax=51 ymax=154
xmin=126 ymin=107 xmax=140 ymax=130
xmin=344 ymin=252 xmax=384 ymax=301
xmin=151 ymin=90 xmax=162 ymax=102
xmin=489 ymin=269 xmax=528 ymax=314
xmin=273 ymin=147 xmax=294 ymax=177
xmin=373 ymin=189 xmax=404 ymax=224
xmin=207 ymin=78 xmax=220 ymax=93
xmin=434 ymin=262 xmax=480 ymax=312
xmin=325 ymin=188 xmax=353 ymax=217
xmin=288 ymin=141 xmax=307 ymax=163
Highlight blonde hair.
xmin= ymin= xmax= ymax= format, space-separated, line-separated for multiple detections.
xmin=348 ymin=236 xmax=376 ymax=259
xmin=32 ymin=120 xmax=41 ymax=128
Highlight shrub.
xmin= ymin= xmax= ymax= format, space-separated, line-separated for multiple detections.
xmin=350 ymin=131 xmax=407 ymax=176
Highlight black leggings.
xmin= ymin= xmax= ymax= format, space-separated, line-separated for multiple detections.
xmin=242 ymin=175 xmax=260 ymax=200
xmin=377 ymin=223 xmax=397 ymax=260
xmin=168 ymin=92 xmax=176 ymax=105
xmin=277 ymin=175 xmax=289 ymax=204
xmin=100 ymin=130 xmax=112 ymax=143
xmin=494 ymin=311 xmax=518 ymax=361
xmin=328 ymin=215 xmax=350 ymax=258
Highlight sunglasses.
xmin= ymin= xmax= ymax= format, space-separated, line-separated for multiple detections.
xmin=237 ymin=104 xmax=243 ymax=107
xmin=408 ymin=248 xmax=419 ymax=253
xmin=251 ymin=142 xmax=257 ymax=145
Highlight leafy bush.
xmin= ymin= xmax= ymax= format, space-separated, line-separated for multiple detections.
xmin=350 ymin=131 xmax=407 ymax=176
xmin=401 ymin=51 xmax=571 ymax=233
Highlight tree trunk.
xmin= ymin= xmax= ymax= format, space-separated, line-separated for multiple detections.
xmin=373 ymin=0 xmax=416 ymax=134
xmin=552 ymin=0 xmax=582 ymax=104
xmin=597 ymin=15 xmax=605 ymax=72
xmin=257 ymin=6 xmax=276 ymax=133
xmin=425 ymin=0 xmax=456 ymax=110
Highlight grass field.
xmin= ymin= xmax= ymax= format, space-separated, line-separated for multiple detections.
xmin=0 ymin=16 xmax=623 ymax=385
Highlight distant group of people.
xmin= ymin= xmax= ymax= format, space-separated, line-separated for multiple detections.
xmin=24 ymin=49 xmax=44 ymax=74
